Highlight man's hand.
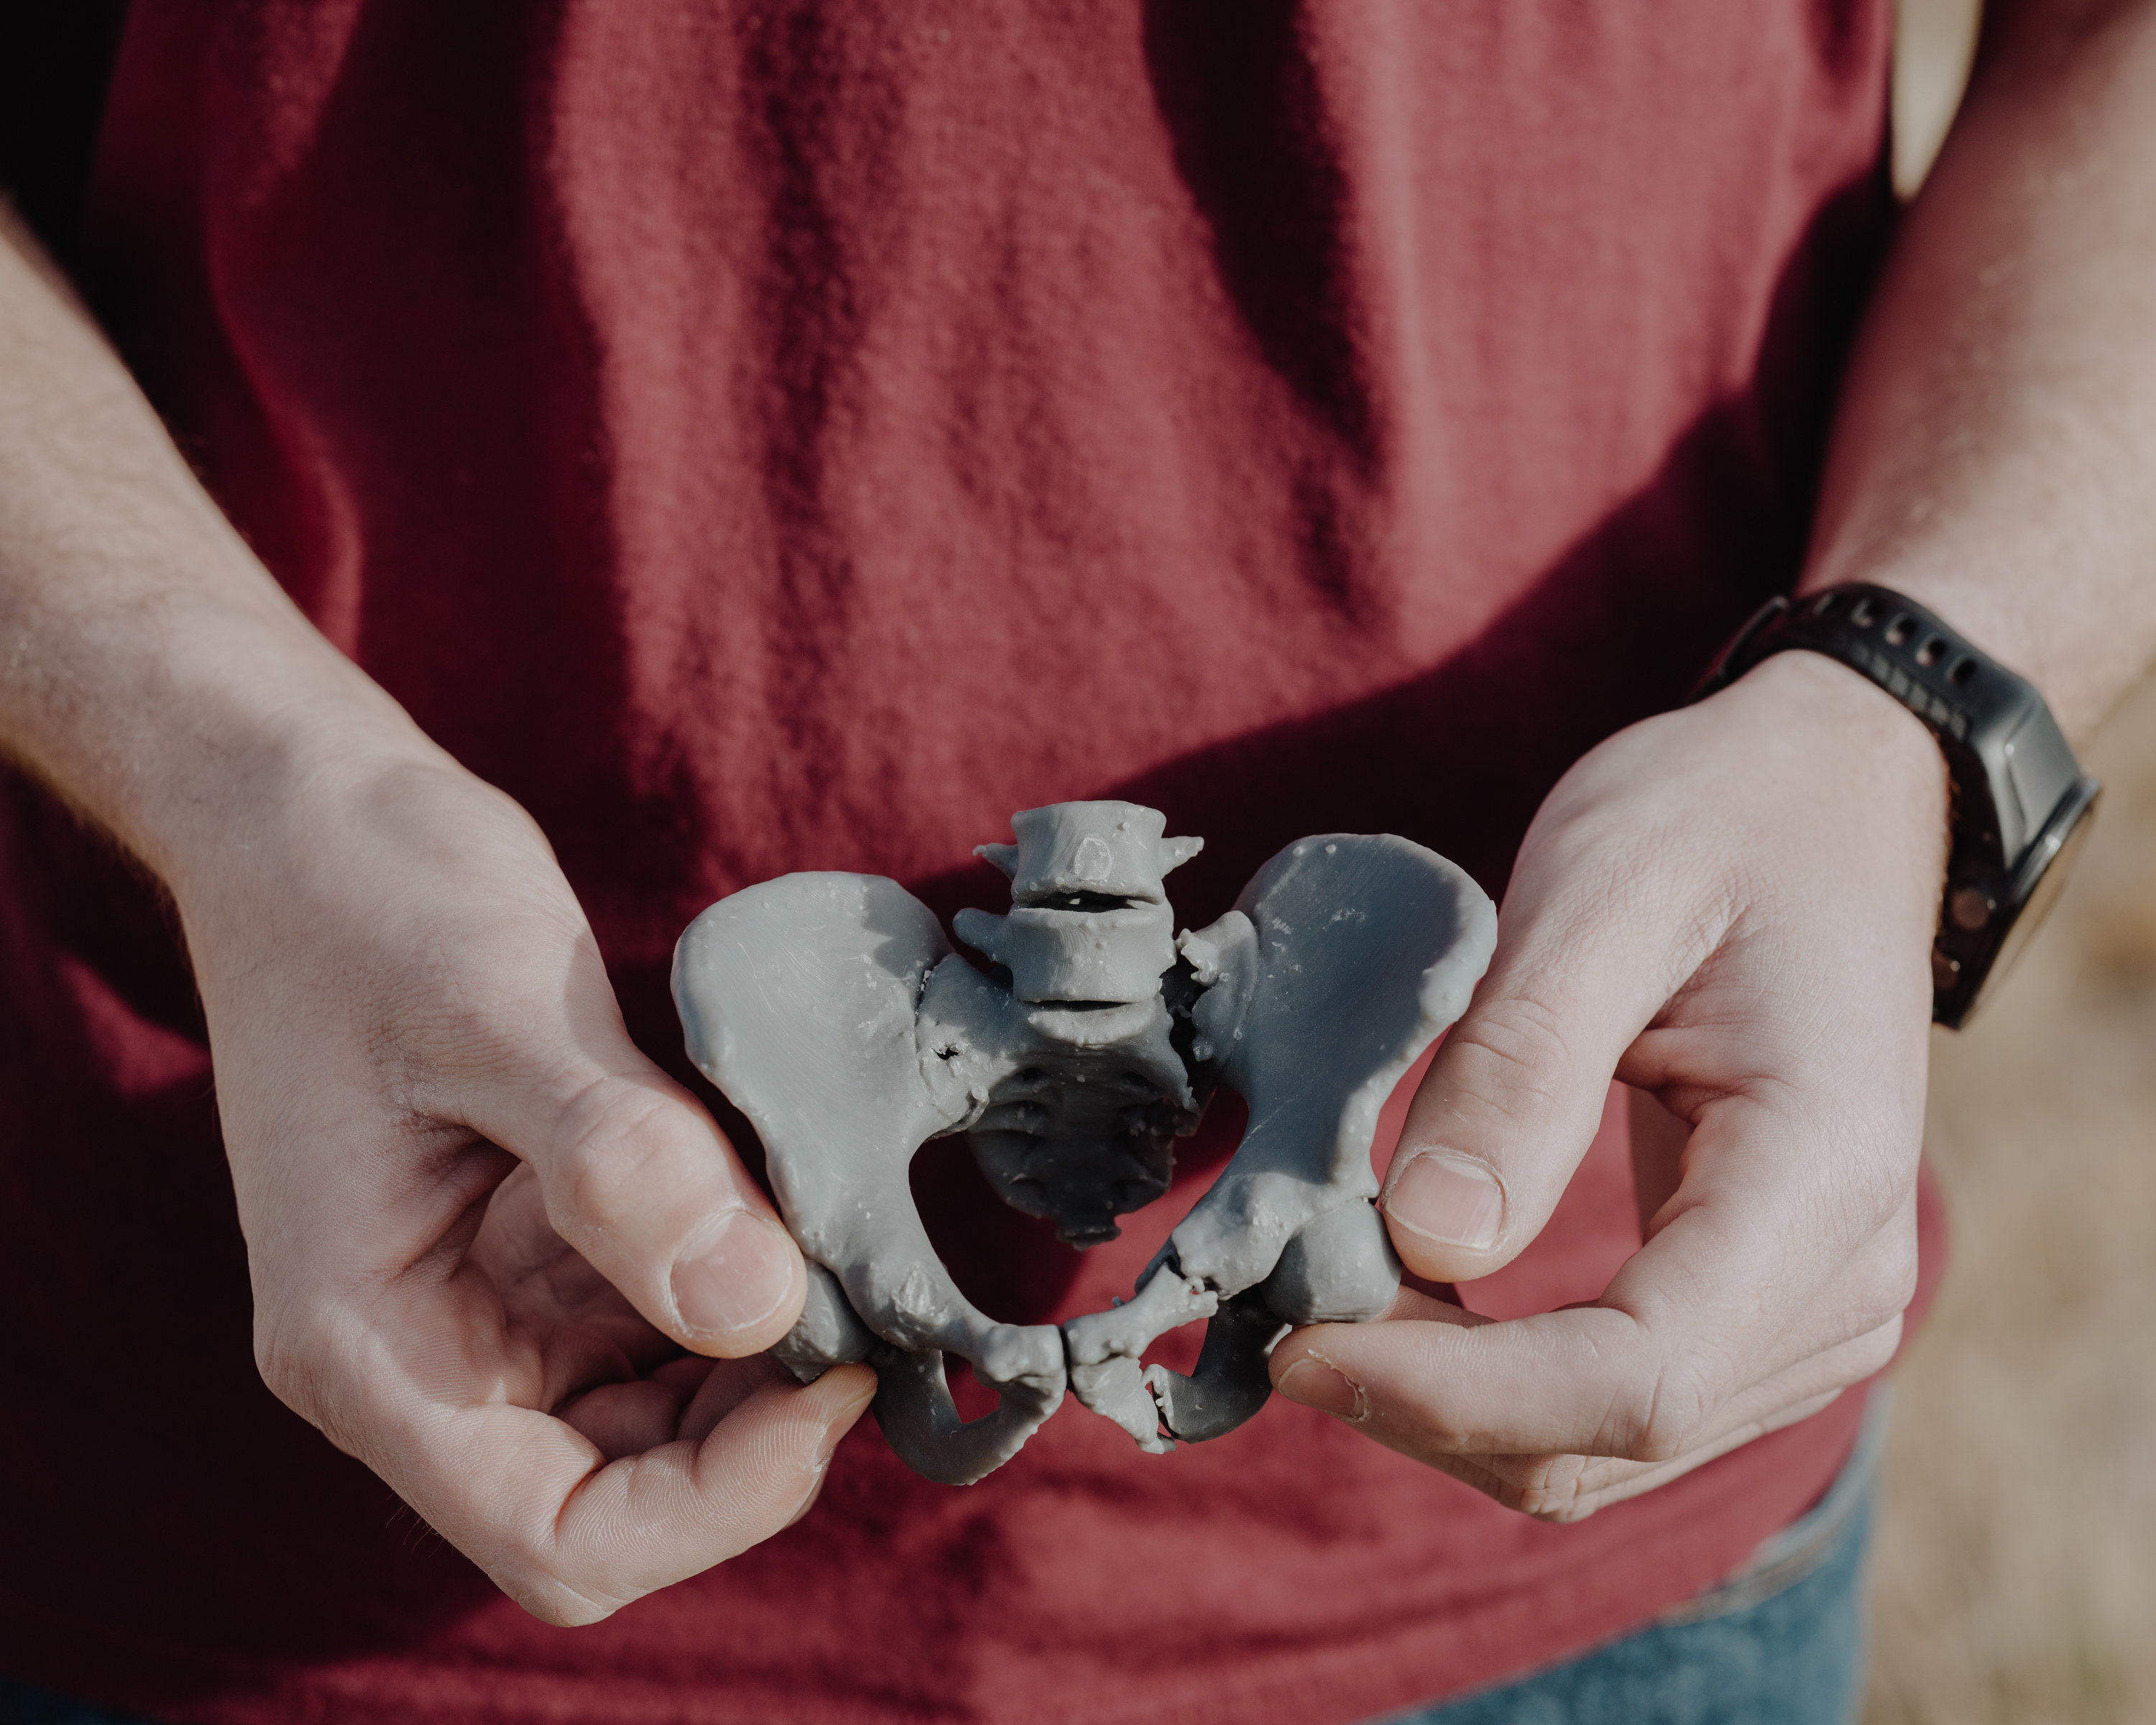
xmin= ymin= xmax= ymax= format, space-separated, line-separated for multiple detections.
xmin=0 ymin=211 xmax=872 ymax=1623
xmin=178 ymin=737 xmax=873 ymax=1622
xmin=1272 ymin=651 xmax=1941 ymax=1519
xmin=1275 ymin=0 xmax=2156 ymax=1517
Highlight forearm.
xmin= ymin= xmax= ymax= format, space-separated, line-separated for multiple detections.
xmin=1806 ymin=0 xmax=2156 ymax=741
xmin=0 ymin=210 xmax=427 ymax=894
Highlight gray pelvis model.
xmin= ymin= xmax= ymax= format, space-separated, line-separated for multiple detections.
xmin=672 ymin=802 xmax=1496 ymax=1486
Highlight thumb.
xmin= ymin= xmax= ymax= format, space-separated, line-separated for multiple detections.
xmin=469 ymin=945 xmax=807 ymax=1358
xmin=1380 ymin=889 xmax=1664 ymax=1284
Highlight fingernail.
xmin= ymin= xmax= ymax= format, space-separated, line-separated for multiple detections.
xmin=1385 ymin=1151 xmax=1505 ymax=1251
xmin=672 ymin=1211 xmax=796 ymax=1338
xmin=1276 ymin=1357 xmax=1366 ymax=1422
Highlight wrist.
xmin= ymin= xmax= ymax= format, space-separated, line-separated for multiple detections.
xmin=1715 ymin=647 xmax=1948 ymax=815
xmin=1795 ymin=561 xmax=2128 ymax=749
xmin=47 ymin=592 xmax=446 ymax=903
xmin=1705 ymin=581 xmax=2100 ymax=1024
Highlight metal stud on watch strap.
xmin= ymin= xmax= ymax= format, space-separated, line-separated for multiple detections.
xmin=1695 ymin=583 xmax=2101 ymax=1029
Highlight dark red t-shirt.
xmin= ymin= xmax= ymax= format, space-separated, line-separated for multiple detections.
xmin=0 ymin=4 xmax=1943 ymax=1721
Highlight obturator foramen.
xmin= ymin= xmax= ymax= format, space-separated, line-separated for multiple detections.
xmin=672 ymin=801 xmax=1498 ymax=1484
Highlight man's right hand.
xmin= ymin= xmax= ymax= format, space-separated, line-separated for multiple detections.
xmin=0 ymin=213 xmax=872 ymax=1625
xmin=180 ymin=733 xmax=874 ymax=1624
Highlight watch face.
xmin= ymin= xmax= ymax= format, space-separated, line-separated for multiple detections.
xmin=1964 ymin=783 xmax=2102 ymax=1021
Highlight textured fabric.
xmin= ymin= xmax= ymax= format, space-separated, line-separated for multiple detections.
xmin=0 ymin=1396 xmax=1889 ymax=1725
xmin=0 ymin=4 xmax=1937 ymax=1723
xmin=1375 ymin=1412 xmax=1884 ymax=1725
xmin=1380 ymin=1501 xmax=1877 ymax=1725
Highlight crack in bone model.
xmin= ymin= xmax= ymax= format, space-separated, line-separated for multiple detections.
xmin=672 ymin=802 xmax=1496 ymax=1485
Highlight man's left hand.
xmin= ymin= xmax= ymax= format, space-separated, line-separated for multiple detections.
xmin=1271 ymin=650 xmax=1941 ymax=1519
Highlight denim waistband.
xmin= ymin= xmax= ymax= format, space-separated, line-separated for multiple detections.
xmin=1654 ymin=1383 xmax=1891 ymax=1629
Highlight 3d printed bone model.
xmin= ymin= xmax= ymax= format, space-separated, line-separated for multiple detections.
xmin=671 ymin=802 xmax=1497 ymax=1485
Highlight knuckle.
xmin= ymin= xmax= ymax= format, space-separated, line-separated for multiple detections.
xmin=548 ymin=1083 xmax=693 ymax=1241
xmin=1450 ymin=995 xmax=1579 ymax=1119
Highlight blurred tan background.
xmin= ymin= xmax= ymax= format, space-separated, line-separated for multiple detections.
xmin=1869 ymin=8 xmax=2156 ymax=1720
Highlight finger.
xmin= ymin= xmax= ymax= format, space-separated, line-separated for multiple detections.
xmin=459 ymin=931 xmax=806 ymax=1357
xmin=1510 ymin=1334 xmax=1894 ymax=1522
xmin=1275 ymin=1182 xmax=1909 ymax=1468
xmin=1279 ymin=1293 xmax=1894 ymax=1514
xmin=1402 ymin=1385 xmax=1850 ymax=1523
xmin=1381 ymin=1301 xmax=1894 ymax=1524
xmin=1351 ymin=957 xmax=1921 ymax=1464
xmin=1378 ymin=1282 xmax=1496 ymax=1326
xmin=649 ymin=1355 xmax=714 ymax=1393
xmin=1379 ymin=813 xmax=1715 ymax=1282
xmin=1626 ymin=1084 xmax=1689 ymax=1238
xmin=784 ymin=1468 xmax=833 ymax=1530
xmin=469 ymin=1165 xmax=689 ymax=1374
xmin=679 ymin=1353 xmax=792 ymax=1441
xmin=556 ymin=1353 xmax=794 ymax=1459
xmin=558 ymin=1379 xmax=691 ymax=1461
xmin=369 ymin=1353 xmax=877 ymax=1626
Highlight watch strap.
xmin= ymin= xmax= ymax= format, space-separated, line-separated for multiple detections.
xmin=1695 ymin=582 xmax=2099 ymax=1026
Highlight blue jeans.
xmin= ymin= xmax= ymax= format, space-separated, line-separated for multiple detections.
xmin=1373 ymin=1390 xmax=1886 ymax=1725
xmin=1 ymin=1399 xmax=1886 ymax=1725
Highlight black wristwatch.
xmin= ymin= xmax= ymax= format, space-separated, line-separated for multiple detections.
xmin=1695 ymin=583 xmax=2101 ymax=1029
